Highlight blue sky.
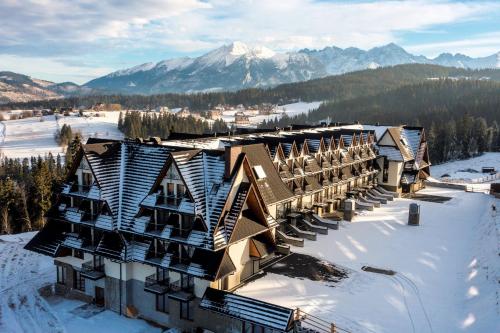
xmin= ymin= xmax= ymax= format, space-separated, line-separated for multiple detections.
xmin=1 ymin=0 xmax=499 ymax=84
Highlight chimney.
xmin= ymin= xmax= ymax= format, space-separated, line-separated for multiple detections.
xmin=150 ymin=137 xmax=161 ymax=145
xmin=224 ymin=145 xmax=242 ymax=179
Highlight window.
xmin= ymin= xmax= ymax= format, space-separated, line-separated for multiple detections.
xmin=180 ymin=300 xmax=193 ymax=320
xmin=82 ymin=172 xmax=93 ymax=186
xmin=177 ymin=184 xmax=186 ymax=197
xmin=210 ymin=183 xmax=220 ymax=195
xmin=93 ymin=255 xmax=103 ymax=267
xmin=167 ymin=183 xmax=175 ymax=196
xmin=242 ymin=322 xmax=274 ymax=333
xmin=383 ymin=158 xmax=389 ymax=182
xmin=253 ymin=165 xmax=267 ymax=179
xmin=57 ymin=266 xmax=66 ymax=284
xmin=73 ymin=270 xmax=85 ymax=292
xmin=156 ymin=294 xmax=169 ymax=313
xmin=74 ymin=249 xmax=84 ymax=259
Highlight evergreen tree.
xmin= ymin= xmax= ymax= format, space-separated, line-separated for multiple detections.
xmin=32 ymin=161 xmax=52 ymax=228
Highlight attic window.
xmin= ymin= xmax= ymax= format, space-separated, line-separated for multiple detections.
xmin=210 ymin=183 xmax=220 ymax=195
xmin=253 ymin=165 xmax=267 ymax=179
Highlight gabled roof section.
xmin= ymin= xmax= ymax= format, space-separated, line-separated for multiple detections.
xmin=280 ymin=142 xmax=292 ymax=158
xmin=386 ymin=127 xmax=414 ymax=162
xmin=84 ymin=140 xmax=122 ymax=227
xmin=172 ymin=149 xmax=233 ymax=235
xmin=307 ymin=139 xmax=321 ymax=154
xmin=119 ymin=142 xmax=172 ymax=231
xmin=401 ymin=127 xmax=422 ymax=159
xmin=242 ymin=144 xmax=294 ymax=205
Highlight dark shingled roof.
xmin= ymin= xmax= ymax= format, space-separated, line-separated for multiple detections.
xmin=230 ymin=214 xmax=268 ymax=243
xmin=242 ymin=144 xmax=294 ymax=205
xmin=200 ymin=288 xmax=294 ymax=332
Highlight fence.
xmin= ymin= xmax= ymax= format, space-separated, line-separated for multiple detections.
xmin=439 ymin=172 xmax=500 ymax=184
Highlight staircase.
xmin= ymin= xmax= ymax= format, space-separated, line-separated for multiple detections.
xmin=224 ymin=183 xmax=249 ymax=237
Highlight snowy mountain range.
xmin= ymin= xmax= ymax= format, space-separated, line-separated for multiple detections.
xmin=84 ymin=42 xmax=500 ymax=94
xmin=2 ymin=42 xmax=499 ymax=103
xmin=0 ymin=71 xmax=94 ymax=104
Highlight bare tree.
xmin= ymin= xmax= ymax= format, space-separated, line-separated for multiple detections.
xmin=18 ymin=185 xmax=32 ymax=231
xmin=1 ymin=207 xmax=11 ymax=234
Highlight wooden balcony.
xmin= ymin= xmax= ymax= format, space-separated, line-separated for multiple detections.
xmin=80 ymin=261 xmax=105 ymax=280
xmin=144 ymin=274 xmax=170 ymax=294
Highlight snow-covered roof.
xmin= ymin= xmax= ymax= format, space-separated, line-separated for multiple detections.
xmin=200 ymin=287 xmax=294 ymax=332
xmin=378 ymin=146 xmax=404 ymax=161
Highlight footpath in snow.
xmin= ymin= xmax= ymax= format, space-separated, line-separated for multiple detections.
xmin=237 ymin=187 xmax=500 ymax=333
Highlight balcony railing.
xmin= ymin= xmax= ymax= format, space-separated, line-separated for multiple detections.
xmin=70 ymin=184 xmax=92 ymax=195
xmin=144 ymin=273 xmax=170 ymax=294
xmin=170 ymin=255 xmax=191 ymax=269
xmin=170 ymin=227 xmax=192 ymax=239
xmin=81 ymin=261 xmax=105 ymax=280
xmin=145 ymin=220 xmax=167 ymax=234
xmin=169 ymin=278 xmax=194 ymax=294
xmin=81 ymin=212 xmax=99 ymax=226
xmin=156 ymin=194 xmax=183 ymax=207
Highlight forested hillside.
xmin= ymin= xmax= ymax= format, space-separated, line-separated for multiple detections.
xmin=262 ymin=79 xmax=500 ymax=163
xmin=118 ymin=111 xmax=228 ymax=138
xmin=6 ymin=64 xmax=500 ymax=111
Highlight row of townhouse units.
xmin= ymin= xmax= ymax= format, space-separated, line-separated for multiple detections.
xmin=25 ymin=123 xmax=430 ymax=333
xmin=223 ymin=128 xmax=380 ymax=220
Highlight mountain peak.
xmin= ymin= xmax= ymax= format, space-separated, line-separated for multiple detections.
xmin=82 ymin=42 xmax=500 ymax=95
xmin=226 ymin=41 xmax=275 ymax=59
xmin=228 ymin=41 xmax=250 ymax=56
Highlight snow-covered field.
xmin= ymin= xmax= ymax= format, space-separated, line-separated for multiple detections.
xmin=431 ymin=152 xmax=500 ymax=183
xmin=220 ymin=101 xmax=321 ymax=126
xmin=237 ymin=187 xmax=500 ymax=333
xmin=0 ymin=112 xmax=123 ymax=159
xmin=0 ymin=102 xmax=321 ymax=159
xmin=0 ymin=232 xmax=162 ymax=333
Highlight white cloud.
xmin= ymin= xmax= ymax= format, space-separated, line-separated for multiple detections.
xmin=0 ymin=55 xmax=114 ymax=84
xmin=405 ymin=31 xmax=500 ymax=57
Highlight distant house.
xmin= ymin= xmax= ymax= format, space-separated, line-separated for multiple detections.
xmin=207 ymin=109 xmax=222 ymax=120
xmin=92 ymin=103 xmax=121 ymax=111
xmin=155 ymin=106 xmax=170 ymax=113
xmin=234 ymin=111 xmax=250 ymax=125
xmin=175 ymin=107 xmax=191 ymax=118
xmin=258 ymin=103 xmax=275 ymax=115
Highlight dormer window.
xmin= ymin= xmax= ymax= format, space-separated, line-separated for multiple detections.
xmin=210 ymin=183 xmax=220 ymax=195
xmin=253 ymin=165 xmax=267 ymax=179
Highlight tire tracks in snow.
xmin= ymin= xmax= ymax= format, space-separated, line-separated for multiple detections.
xmin=390 ymin=276 xmax=416 ymax=333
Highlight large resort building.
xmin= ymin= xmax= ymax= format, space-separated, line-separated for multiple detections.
xmin=26 ymin=124 xmax=430 ymax=333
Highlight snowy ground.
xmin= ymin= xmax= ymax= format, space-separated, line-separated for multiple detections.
xmin=220 ymin=101 xmax=321 ymax=127
xmin=430 ymin=152 xmax=500 ymax=183
xmin=237 ymin=187 xmax=500 ymax=333
xmin=0 ymin=232 xmax=162 ymax=333
xmin=0 ymin=112 xmax=123 ymax=159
